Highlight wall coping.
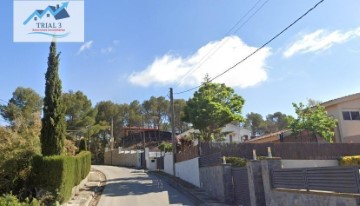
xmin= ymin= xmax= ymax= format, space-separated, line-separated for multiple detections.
xmin=274 ymin=188 xmax=360 ymax=198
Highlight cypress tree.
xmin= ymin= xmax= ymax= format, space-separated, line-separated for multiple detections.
xmin=40 ymin=42 xmax=66 ymax=156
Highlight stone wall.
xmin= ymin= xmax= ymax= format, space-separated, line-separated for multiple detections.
xmin=199 ymin=165 xmax=225 ymax=202
xmin=199 ymin=164 xmax=234 ymax=203
xmin=247 ymin=161 xmax=265 ymax=206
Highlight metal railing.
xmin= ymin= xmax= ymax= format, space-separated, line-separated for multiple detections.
xmin=272 ymin=166 xmax=360 ymax=194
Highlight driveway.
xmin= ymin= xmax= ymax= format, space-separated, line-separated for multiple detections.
xmin=92 ymin=165 xmax=195 ymax=206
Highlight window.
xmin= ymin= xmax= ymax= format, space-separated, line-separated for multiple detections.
xmin=47 ymin=14 xmax=50 ymax=17
xmin=342 ymin=111 xmax=360 ymax=120
xmin=351 ymin=112 xmax=360 ymax=120
xmin=343 ymin=112 xmax=351 ymax=120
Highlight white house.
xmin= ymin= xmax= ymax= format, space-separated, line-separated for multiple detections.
xmin=178 ymin=124 xmax=251 ymax=144
xmin=220 ymin=123 xmax=251 ymax=143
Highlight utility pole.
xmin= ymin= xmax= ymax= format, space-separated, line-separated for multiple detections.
xmin=110 ymin=117 xmax=114 ymax=150
xmin=170 ymin=88 xmax=177 ymax=176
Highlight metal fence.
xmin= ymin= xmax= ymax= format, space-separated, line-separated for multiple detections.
xmin=200 ymin=142 xmax=360 ymax=160
xmin=271 ymin=166 xmax=360 ymax=194
xmin=199 ymin=152 xmax=222 ymax=167
xmin=232 ymin=167 xmax=251 ymax=206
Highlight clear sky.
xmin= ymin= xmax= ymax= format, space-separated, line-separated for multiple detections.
xmin=1 ymin=0 xmax=360 ymax=125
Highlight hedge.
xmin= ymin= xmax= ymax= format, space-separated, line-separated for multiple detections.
xmin=339 ymin=155 xmax=360 ymax=166
xmin=225 ymin=157 xmax=247 ymax=167
xmin=31 ymin=151 xmax=91 ymax=204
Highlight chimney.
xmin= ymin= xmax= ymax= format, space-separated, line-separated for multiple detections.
xmin=56 ymin=4 xmax=59 ymax=9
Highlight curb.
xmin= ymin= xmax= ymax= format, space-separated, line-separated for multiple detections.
xmin=150 ymin=171 xmax=205 ymax=205
xmin=148 ymin=171 xmax=226 ymax=206
xmin=65 ymin=169 xmax=105 ymax=206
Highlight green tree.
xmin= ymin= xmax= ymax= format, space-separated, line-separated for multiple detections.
xmin=142 ymin=96 xmax=169 ymax=130
xmin=62 ymin=90 xmax=97 ymax=131
xmin=95 ymin=101 xmax=123 ymax=137
xmin=245 ymin=112 xmax=265 ymax=137
xmin=182 ymin=81 xmax=245 ymax=141
xmin=288 ymin=102 xmax=337 ymax=142
xmin=0 ymin=114 xmax=41 ymax=197
xmin=40 ymin=42 xmax=66 ymax=156
xmin=95 ymin=101 xmax=119 ymax=123
xmin=264 ymin=112 xmax=290 ymax=134
xmin=0 ymin=87 xmax=42 ymax=125
xmin=127 ymin=100 xmax=143 ymax=127
xmin=307 ymin=98 xmax=322 ymax=107
xmin=142 ymin=99 xmax=153 ymax=128
xmin=173 ymin=99 xmax=189 ymax=133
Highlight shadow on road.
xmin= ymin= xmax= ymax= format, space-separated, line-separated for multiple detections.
xmin=101 ymin=170 xmax=193 ymax=205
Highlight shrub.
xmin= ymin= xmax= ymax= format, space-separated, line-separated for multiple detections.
xmin=225 ymin=157 xmax=247 ymax=167
xmin=339 ymin=155 xmax=360 ymax=166
xmin=257 ymin=156 xmax=281 ymax=160
xmin=31 ymin=151 xmax=91 ymax=204
xmin=0 ymin=194 xmax=39 ymax=206
xmin=159 ymin=142 xmax=172 ymax=152
xmin=0 ymin=151 xmax=36 ymax=198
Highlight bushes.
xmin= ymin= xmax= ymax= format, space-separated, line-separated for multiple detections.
xmin=159 ymin=142 xmax=172 ymax=153
xmin=0 ymin=151 xmax=36 ymax=198
xmin=225 ymin=157 xmax=247 ymax=167
xmin=32 ymin=151 xmax=91 ymax=204
xmin=0 ymin=194 xmax=39 ymax=206
xmin=339 ymin=155 xmax=360 ymax=166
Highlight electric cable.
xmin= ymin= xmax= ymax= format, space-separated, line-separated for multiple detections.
xmin=175 ymin=0 xmax=269 ymax=88
xmin=174 ymin=0 xmax=325 ymax=95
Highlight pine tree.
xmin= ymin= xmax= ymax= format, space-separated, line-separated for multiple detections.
xmin=40 ymin=42 xmax=66 ymax=156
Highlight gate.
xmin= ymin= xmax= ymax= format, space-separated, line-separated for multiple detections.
xmin=140 ymin=152 xmax=146 ymax=168
xmin=156 ymin=156 xmax=164 ymax=170
xmin=232 ymin=167 xmax=251 ymax=206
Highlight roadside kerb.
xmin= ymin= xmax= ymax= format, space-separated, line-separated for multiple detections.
xmin=149 ymin=171 xmax=228 ymax=206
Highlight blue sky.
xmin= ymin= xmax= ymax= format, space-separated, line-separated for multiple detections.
xmin=1 ymin=0 xmax=360 ymax=125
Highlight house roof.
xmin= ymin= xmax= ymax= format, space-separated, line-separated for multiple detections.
xmin=54 ymin=8 xmax=70 ymax=20
xmin=246 ymin=130 xmax=289 ymax=143
xmin=321 ymin=93 xmax=360 ymax=108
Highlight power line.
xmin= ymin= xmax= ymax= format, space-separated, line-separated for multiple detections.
xmin=0 ymin=99 xmax=8 ymax=104
xmin=174 ymin=0 xmax=325 ymax=95
xmin=175 ymin=0 xmax=269 ymax=88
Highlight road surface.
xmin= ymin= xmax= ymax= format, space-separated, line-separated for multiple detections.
xmin=92 ymin=165 xmax=195 ymax=206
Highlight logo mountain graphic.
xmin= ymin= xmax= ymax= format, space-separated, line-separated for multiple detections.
xmin=23 ymin=2 xmax=70 ymax=25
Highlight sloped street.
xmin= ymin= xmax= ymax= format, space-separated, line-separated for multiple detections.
xmin=92 ymin=166 xmax=195 ymax=206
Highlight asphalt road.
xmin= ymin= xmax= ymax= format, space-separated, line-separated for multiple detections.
xmin=92 ymin=165 xmax=195 ymax=206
